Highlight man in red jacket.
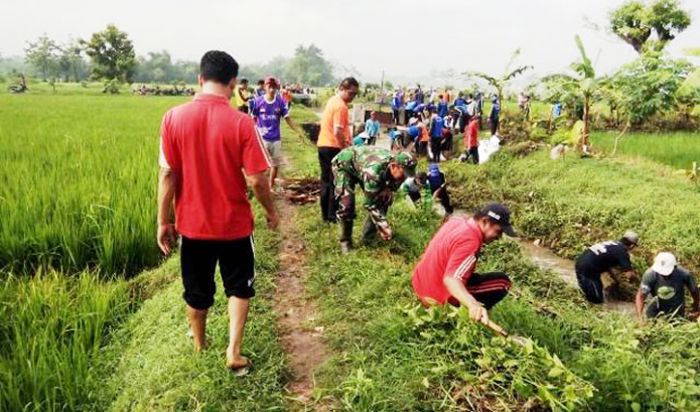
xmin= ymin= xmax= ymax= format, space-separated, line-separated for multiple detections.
xmin=412 ymin=203 xmax=515 ymax=325
xmin=157 ymin=50 xmax=279 ymax=371
xmin=461 ymin=116 xmax=480 ymax=164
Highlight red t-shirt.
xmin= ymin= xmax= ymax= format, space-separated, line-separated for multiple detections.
xmin=412 ymin=216 xmax=484 ymax=305
xmin=160 ymin=93 xmax=271 ymax=240
xmin=465 ymin=119 xmax=479 ymax=148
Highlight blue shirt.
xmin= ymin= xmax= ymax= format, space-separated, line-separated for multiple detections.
xmin=405 ymin=101 xmax=417 ymax=111
xmin=437 ymin=101 xmax=448 ymax=117
xmin=454 ymin=97 xmax=466 ymax=107
xmin=251 ymin=95 xmax=289 ymax=141
xmin=552 ymin=103 xmax=562 ymax=118
xmin=365 ymin=119 xmax=380 ymax=137
xmin=430 ymin=116 xmax=444 ymax=139
xmin=415 ymin=89 xmax=424 ymax=104
xmin=392 ymin=94 xmax=403 ymax=109
xmin=406 ymin=125 xmax=420 ymax=139
xmin=490 ymin=101 xmax=500 ymax=119
xmin=428 ymin=171 xmax=445 ymax=192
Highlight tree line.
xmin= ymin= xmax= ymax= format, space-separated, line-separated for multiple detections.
xmin=8 ymin=24 xmax=337 ymax=88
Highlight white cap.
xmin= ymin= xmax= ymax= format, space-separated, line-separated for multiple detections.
xmin=622 ymin=230 xmax=639 ymax=246
xmin=652 ymin=252 xmax=677 ymax=276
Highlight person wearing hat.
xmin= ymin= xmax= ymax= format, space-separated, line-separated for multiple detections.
xmin=411 ymin=203 xmax=516 ymax=323
xmin=635 ymin=252 xmax=699 ymax=322
xmin=400 ymin=163 xmax=453 ymax=215
xmin=331 ymin=146 xmax=417 ymax=253
xmin=251 ymin=76 xmax=306 ymax=189
xmin=574 ymin=231 xmax=639 ymax=304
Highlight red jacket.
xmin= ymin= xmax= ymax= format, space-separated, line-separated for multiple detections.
xmin=464 ymin=119 xmax=479 ymax=149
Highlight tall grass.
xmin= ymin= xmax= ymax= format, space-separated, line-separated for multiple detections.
xmin=0 ymin=269 xmax=133 ymax=411
xmin=0 ymin=104 xmax=312 ymax=412
xmin=592 ymin=131 xmax=700 ymax=170
xmin=0 ymin=94 xmax=188 ymax=276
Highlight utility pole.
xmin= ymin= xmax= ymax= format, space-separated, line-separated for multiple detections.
xmin=379 ymin=69 xmax=385 ymax=109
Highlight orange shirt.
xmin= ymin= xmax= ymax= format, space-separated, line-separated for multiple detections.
xmin=317 ymin=95 xmax=351 ymax=148
xmin=419 ymin=123 xmax=430 ymax=142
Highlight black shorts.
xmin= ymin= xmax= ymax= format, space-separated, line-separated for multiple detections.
xmin=180 ymin=235 xmax=256 ymax=310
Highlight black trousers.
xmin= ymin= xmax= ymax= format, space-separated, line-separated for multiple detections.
xmin=490 ymin=116 xmax=499 ymax=135
xmin=434 ymin=188 xmax=453 ymax=214
xmin=575 ymin=263 xmax=604 ymax=304
xmin=430 ymin=139 xmax=443 ymax=162
xmin=318 ymin=147 xmax=341 ymax=222
xmin=448 ymin=272 xmax=511 ymax=309
xmin=465 ymin=147 xmax=479 ymax=164
xmin=392 ymin=108 xmax=400 ymax=124
xmin=405 ymin=110 xmax=413 ymax=125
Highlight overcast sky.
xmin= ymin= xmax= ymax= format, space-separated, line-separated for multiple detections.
xmin=2 ymin=0 xmax=698 ymax=86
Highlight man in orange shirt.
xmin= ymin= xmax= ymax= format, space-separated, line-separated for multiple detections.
xmin=317 ymin=77 xmax=359 ymax=222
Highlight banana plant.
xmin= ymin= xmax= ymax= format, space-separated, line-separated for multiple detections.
xmin=538 ymin=36 xmax=600 ymax=152
xmin=463 ymin=48 xmax=533 ymax=107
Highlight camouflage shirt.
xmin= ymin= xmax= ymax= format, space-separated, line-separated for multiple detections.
xmin=332 ymin=146 xmax=405 ymax=226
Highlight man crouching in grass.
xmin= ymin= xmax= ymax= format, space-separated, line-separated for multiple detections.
xmin=157 ymin=50 xmax=279 ymax=372
xmin=411 ymin=203 xmax=515 ymax=324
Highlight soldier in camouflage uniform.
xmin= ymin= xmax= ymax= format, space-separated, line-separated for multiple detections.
xmin=332 ymin=146 xmax=417 ymax=253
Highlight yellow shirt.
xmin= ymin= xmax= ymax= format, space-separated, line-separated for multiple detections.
xmin=232 ymin=85 xmax=250 ymax=108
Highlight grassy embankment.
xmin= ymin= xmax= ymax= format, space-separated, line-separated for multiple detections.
xmin=280 ymin=123 xmax=700 ymax=411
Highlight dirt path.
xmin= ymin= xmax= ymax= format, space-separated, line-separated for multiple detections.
xmin=272 ymin=195 xmax=329 ymax=408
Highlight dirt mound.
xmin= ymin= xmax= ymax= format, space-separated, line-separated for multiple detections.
xmin=282 ymin=178 xmax=321 ymax=205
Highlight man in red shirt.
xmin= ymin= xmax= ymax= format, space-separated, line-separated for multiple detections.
xmin=157 ymin=50 xmax=279 ymax=372
xmin=412 ymin=203 xmax=515 ymax=325
xmin=461 ymin=116 xmax=480 ymax=164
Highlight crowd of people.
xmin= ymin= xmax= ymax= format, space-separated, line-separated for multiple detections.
xmin=384 ymin=85 xmax=501 ymax=164
xmin=154 ymin=50 xmax=697 ymax=376
xmin=134 ymin=84 xmax=196 ymax=96
xmin=231 ymin=78 xmax=313 ymax=114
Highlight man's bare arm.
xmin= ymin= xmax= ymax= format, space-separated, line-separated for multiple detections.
xmin=248 ymin=171 xmax=280 ymax=229
xmin=334 ymin=126 xmax=347 ymax=148
xmin=284 ymin=116 xmax=306 ymax=142
xmin=443 ymin=276 xmax=488 ymax=324
xmin=634 ymin=290 xmax=646 ymax=322
xmin=157 ymin=167 xmax=177 ymax=254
